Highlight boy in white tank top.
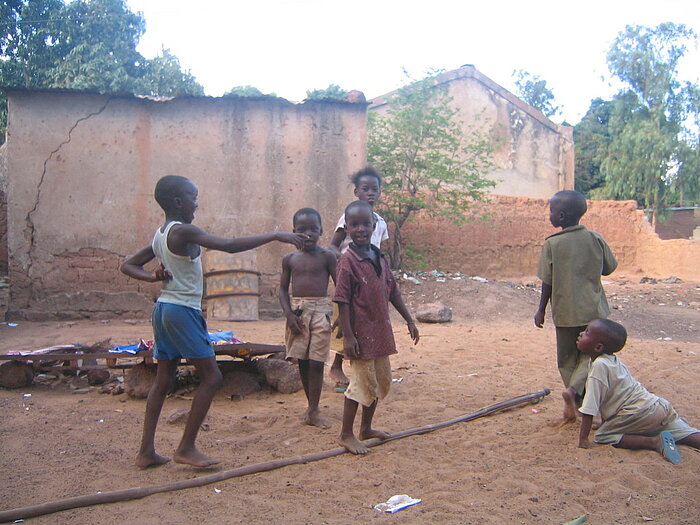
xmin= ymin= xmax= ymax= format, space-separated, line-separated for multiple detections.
xmin=121 ymin=175 xmax=305 ymax=468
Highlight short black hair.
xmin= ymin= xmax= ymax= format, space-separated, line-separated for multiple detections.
xmin=154 ymin=175 xmax=192 ymax=211
xmin=293 ymin=207 xmax=322 ymax=228
xmin=344 ymin=200 xmax=374 ymax=222
xmin=594 ymin=319 xmax=628 ymax=353
xmin=551 ymin=190 xmax=587 ymax=220
xmin=350 ymin=165 xmax=382 ymax=188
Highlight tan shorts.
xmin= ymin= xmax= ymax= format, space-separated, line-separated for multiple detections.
xmin=345 ymin=356 xmax=392 ymax=407
xmin=594 ymin=397 xmax=700 ymax=445
xmin=285 ymin=297 xmax=332 ymax=363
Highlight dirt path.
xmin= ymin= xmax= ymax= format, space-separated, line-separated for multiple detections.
xmin=1 ymin=275 xmax=699 ymax=524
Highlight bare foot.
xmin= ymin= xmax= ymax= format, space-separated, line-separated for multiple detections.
xmin=135 ymin=452 xmax=171 ymax=468
xmin=359 ymin=428 xmax=390 ymax=441
xmin=338 ymin=434 xmax=370 ymax=454
xmin=561 ymin=389 xmax=578 ymax=424
xmin=173 ymin=447 xmax=220 ymax=467
xmin=330 ymin=366 xmax=349 ymax=387
xmin=304 ymin=409 xmax=331 ymax=429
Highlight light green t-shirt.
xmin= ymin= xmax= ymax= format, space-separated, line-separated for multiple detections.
xmin=537 ymin=225 xmax=617 ymax=327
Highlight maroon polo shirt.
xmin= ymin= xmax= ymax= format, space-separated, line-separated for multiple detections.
xmin=332 ymin=244 xmax=400 ymax=360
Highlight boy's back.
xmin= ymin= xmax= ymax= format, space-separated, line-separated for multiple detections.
xmin=538 ymin=224 xmax=617 ymax=327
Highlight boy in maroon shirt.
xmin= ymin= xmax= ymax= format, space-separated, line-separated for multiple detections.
xmin=333 ymin=201 xmax=419 ymax=454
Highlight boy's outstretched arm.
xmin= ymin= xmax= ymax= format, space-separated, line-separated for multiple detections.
xmin=534 ymin=282 xmax=552 ymax=328
xmin=390 ymin=294 xmax=419 ymax=345
xmin=279 ymin=254 xmax=302 ymax=335
xmin=121 ymin=246 xmax=171 ymax=283
xmin=578 ymin=413 xmax=593 ymax=448
xmin=170 ymin=225 xmax=306 ymax=253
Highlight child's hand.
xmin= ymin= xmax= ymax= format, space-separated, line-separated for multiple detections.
xmin=343 ymin=335 xmax=359 ymax=359
xmin=578 ymin=438 xmax=591 ymax=449
xmin=331 ymin=317 xmax=343 ymax=338
xmin=534 ymin=309 xmax=545 ymax=328
xmin=153 ymin=264 xmax=171 ymax=282
xmin=275 ymin=232 xmax=307 ymax=249
xmin=286 ymin=312 xmax=303 ymax=335
xmin=407 ymin=321 xmax=419 ymax=344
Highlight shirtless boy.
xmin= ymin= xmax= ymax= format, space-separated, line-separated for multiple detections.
xmin=279 ymin=208 xmax=337 ymax=428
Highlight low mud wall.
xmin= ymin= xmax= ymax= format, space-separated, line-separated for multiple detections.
xmin=402 ymin=196 xmax=700 ymax=281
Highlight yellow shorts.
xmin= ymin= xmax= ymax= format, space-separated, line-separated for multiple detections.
xmin=345 ymin=356 xmax=392 ymax=407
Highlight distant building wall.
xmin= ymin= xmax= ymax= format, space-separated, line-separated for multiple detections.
xmin=370 ymin=65 xmax=574 ymax=199
xmin=653 ymin=208 xmax=700 ymax=240
xmin=402 ymin=196 xmax=699 ymax=281
xmin=3 ymin=90 xmax=367 ymax=320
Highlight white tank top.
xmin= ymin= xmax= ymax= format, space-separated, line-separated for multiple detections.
xmin=151 ymin=221 xmax=203 ymax=310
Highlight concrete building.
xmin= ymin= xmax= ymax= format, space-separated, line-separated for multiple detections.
xmin=370 ymin=65 xmax=574 ymax=198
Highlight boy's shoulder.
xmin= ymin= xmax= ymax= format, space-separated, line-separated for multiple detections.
xmin=545 ymin=224 xmax=587 ymax=241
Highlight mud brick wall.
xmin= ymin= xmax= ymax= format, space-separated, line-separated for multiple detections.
xmin=3 ymin=90 xmax=367 ymax=320
xmin=402 ymin=196 xmax=700 ymax=281
xmin=0 ymin=184 xmax=6 ymax=275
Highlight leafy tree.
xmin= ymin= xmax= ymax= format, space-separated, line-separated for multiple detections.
xmin=224 ymin=85 xmax=276 ymax=97
xmin=512 ymin=69 xmax=560 ymax=117
xmin=0 ymin=0 xmax=204 ymax=143
xmin=598 ymin=23 xmax=699 ymax=220
xmin=368 ymin=71 xmax=495 ymax=269
xmin=305 ymin=84 xmax=347 ymax=101
xmin=573 ymin=98 xmax=615 ymax=195
xmin=138 ymin=47 xmax=204 ymax=97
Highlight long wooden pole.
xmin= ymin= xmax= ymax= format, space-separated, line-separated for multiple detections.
xmin=0 ymin=389 xmax=550 ymax=523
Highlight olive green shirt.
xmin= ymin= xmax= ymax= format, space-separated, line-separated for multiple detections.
xmin=537 ymin=225 xmax=617 ymax=327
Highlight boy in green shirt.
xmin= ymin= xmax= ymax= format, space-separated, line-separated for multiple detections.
xmin=534 ymin=190 xmax=617 ymax=423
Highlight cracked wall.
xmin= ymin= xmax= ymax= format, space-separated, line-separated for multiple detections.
xmin=4 ymin=90 xmax=367 ymax=320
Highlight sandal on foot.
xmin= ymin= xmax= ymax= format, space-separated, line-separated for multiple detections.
xmin=660 ymin=431 xmax=682 ymax=464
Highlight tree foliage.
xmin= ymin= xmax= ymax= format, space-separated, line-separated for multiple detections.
xmin=0 ymin=0 xmax=204 ymax=142
xmin=597 ymin=23 xmax=699 ymax=217
xmin=368 ymin=71 xmax=495 ymax=269
xmin=573 ymin=98 xmax=615 ymax=195
xmin=512 ymin=69 xmax=560 ymax=117
xmin=305 ymin=84 xmax=347 ymax=101
xmin=224 ymin=85 xmax=276 ymax=97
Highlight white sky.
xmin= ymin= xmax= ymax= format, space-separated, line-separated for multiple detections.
xmin=126 ymin=0 xmax=699 ymax=124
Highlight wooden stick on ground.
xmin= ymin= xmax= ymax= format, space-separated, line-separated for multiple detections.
xmin=0 ymin=388 xmax=550 ymax=523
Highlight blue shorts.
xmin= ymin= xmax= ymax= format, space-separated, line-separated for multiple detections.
xmin=151 ymin=302 xmax=214 ymax=361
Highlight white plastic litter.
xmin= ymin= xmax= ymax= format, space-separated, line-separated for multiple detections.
xmin=471 ymin=276 xmax=488 ymax=283
xmin=374 ymin=494 xmax=422 ymax=513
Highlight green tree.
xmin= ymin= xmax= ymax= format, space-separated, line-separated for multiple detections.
xmin=599 ymin=23 xmax=699 ymax=220
xmin=305 ymin=84 xmax=347 ymax=101
xmin=138 ymin=48 xmax=204 ymax=97
xmin=573 ymin=98 xmax=615 ymax=195
xmin=368 ymin=71 xmax=495 ymax=269
xmin=512 ymin=69 xmax=560 ymax=117
xmin=0 ymin=0 xmax=203 ymax=142
xmin=224 ymin=85 xmax=276 ymax=97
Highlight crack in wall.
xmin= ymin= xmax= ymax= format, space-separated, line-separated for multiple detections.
xmin=24 ymin=96 xmax=113 ymax=276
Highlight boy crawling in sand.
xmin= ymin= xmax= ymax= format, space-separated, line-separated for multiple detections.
xmin=576 ymin=319 xmax=700 ymax=464
xmin=279 ymin=208 xmax=336 ymax=428
xmin=333 ymin=201 xmax=419 ymax=454
xmin=121 ymin=175 xmax=304 ymax=468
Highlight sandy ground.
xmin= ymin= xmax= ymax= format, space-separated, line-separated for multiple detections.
xmin=1 ymin=274 xmax=699 ymax=524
